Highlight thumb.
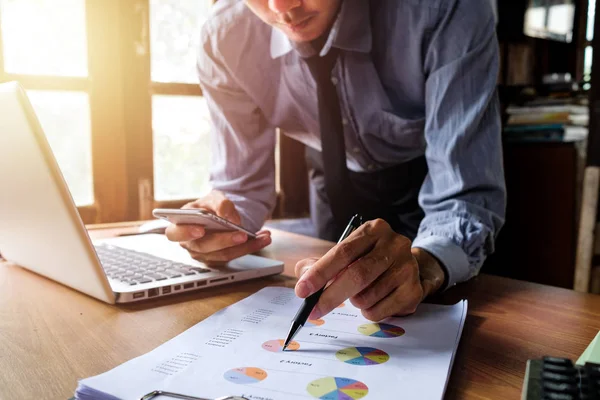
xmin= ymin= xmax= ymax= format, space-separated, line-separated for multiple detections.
xmin=213 ymin=194 xmax=241 ymax=225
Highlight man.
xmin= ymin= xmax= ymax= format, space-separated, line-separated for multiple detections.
xmin=166 ymin=0 xmax=506 ymax=321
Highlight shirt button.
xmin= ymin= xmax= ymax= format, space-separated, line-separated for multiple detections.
xmin=342 ymin=118 xmax=349 ymax=126
xmin=352 ymin=146 xmax=360 ymax=153
xmin=368 ymin=164 xmax=375 ymax=171
xmin=331 ymin=76 xmax=339 ymax=85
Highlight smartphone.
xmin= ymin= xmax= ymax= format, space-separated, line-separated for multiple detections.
xmin=152 ymin=208 xmax=257 ymax=239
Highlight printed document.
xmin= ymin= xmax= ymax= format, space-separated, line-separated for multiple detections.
xmin=75 ymin=287 xmax=467 ymax=400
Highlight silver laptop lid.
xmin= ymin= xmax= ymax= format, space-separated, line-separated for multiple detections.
xmin=0 ymin=81 xmax=115 ymax=303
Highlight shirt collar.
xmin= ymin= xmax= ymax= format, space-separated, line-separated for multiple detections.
xmin=270 ymin=0 xmax=372 ymax=59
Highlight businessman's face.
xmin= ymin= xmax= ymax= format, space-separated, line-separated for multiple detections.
xmin=246 ymin=0 xmax=342 ymax=42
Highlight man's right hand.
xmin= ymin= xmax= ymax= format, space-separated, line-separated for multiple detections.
xmin=165 ymin=190 xmax=272 ymax=265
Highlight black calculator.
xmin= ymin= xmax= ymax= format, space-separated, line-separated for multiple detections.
xmin=522 ymin=356 xmax=600 ymax=399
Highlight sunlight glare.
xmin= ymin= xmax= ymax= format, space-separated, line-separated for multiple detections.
xmin=0 ymin=0 xmax=87 ymax=76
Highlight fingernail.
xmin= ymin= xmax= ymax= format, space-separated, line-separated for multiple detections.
xmin=191 ymin=228 xmax=204 ymax=238
xmin=233 ymin=232 xmax=247 ymax=243
xmin=309 ymin=307 xmax=322 ymax=320
xmin=296 ymin=280 xmax=313 ymax=298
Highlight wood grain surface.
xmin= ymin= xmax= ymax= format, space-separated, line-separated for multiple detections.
xmin=1 ymin=225 xmax=599 ymax=399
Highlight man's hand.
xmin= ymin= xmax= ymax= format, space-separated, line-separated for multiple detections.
xmin=294 ymin=219 xmax=446 ymax=321
xmin=165 ymin=190 xmax=272 ymax=265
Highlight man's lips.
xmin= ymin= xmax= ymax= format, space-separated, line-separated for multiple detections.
xmin=281 ymin=15 xmax=315 ymax=30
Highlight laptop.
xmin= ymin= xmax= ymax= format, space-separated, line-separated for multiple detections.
xmin=0 ymin=81 xmax=284 ymax=304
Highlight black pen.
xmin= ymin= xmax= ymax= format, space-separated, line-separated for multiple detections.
xmin=282 ymin=213 xmax=363 ymax=351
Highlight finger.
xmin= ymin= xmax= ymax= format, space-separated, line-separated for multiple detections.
xmin=294 ymin=257 xmax=319 ymax=278
xmin=295 ymin=219 xmax=391 ymax=298
xmin=214 ymin=199 xmax=241 ymax=225
xmin=186 ymin=250 xmax=230 ymax=268
xmin=361 ymin=269 xmax=423 ymax=321
xmin=350 ymin=262 xmax=413 ymax=310
xmin=184 ymin=191 xmax=242 ymax=225
xmin=191 ymin=234 xmax=272 ymax=263
xmin=182 ymin=231 xmax=249 ymax=254
xmin=182 ymin=200 xmax=202 ymax=210
xmin=310 ymin=244 xmax=395 ymax=319
xmin=203 ymin=234 xmax=272 ymax=262
xmin=207 ymin=191 xmax=241 ymax=224
xmin=165 ymin=224 xmax=205 ymax=242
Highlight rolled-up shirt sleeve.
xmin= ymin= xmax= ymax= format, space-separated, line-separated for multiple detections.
xmin=411 ymin=0 xmax=507 ymax=288
xmin=196 ymin=22 xmax=277 ymax=233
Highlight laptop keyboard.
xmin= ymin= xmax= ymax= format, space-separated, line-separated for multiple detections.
xmin=94 ymin=244 xmax=211 ymax=286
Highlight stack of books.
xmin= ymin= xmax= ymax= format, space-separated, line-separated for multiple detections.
xmin=503 ymin=97 xmax=589 ymax=142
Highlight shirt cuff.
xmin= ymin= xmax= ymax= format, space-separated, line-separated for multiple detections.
xmin=411 ymin=235 xmax=471 ymax=289
xmin=238 ymin=210 xmax=262 ymax=233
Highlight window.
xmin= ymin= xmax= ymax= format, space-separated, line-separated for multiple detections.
xmin=150 ymin=0 xmax=210 ymax=84
xmin=0 ymin=0 xmax=215 ymax=223
xmin=587 ymin=0 xmax=596 ymax=42
xmin=0 ymin=0 xmax=93 ymax=207
xmin=150 ymin=0 xmax=213 ymax=203
xmin=27 ymin=90 xmax=94 ymax=205
xmin=1 ymin=0 xmax=88 ymax=77
xmin=152 ymin=95 xmax=212 ymax=201
xmin=0 ymin=0 xmax=296 ymax=224
xmin=583 ymin=0 xmax=596 ymax=88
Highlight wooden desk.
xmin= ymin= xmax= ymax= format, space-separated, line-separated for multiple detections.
xmin=1 ymin=225 xmax=599 ymax=400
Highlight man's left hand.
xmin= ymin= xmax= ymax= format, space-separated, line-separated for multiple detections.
xmin=294 ymin=219 xmax=446 ymax=321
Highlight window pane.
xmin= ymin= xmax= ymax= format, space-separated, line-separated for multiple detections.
xmin=584 ymin=46 xmax=594 ymax=82
xmin=27 ymin=90 xmax=94 ymax=206
xmin=547 ymin=5 xmax=575 ymax=41
xmin=0 ymin=0 xmax=88 ymax=76
xmin=588 ymin=0 xmax=597 ymax=41
xmin=150 ymin=0 xmax=212 ymax=84
xmin=153 ymin=95 xmax=212 ymax=201
xmin=525 ymin=7 xmax=547 ymax=33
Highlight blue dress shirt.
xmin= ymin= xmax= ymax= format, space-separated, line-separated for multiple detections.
xmin=196 ymin=0 xmax=507 ymax=288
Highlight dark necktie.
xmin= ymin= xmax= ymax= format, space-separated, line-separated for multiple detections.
xmin=305 ymin=49 xmax=357 ymax=228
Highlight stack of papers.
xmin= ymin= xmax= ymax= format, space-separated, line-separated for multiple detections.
xmin=576 ymin=330 xmax=600 ymax=366
xmin=75 ymin=287 xmax=467 ymax=400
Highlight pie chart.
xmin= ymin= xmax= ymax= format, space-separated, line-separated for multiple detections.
xmin=358 ymin=322 xmax=405 ymax=338
xmin=307 ymin=377 xmax=369 ymax=399
xmin=223 ymin=367 xmax=267 ymax=384
xmin=262 ymin=339 xmax=300 ymax=352
xmin=336 ymin=346 xmax=390 ymax=366
xmin=306 ymin=318 xmax=325 ymax=327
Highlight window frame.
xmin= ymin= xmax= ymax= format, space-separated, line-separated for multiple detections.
xmin=121 ymin=0 xmax=206 ymax=220
xmin=0 ymin=0 xmax=306 ymax=225
xmin=110 ymin=0 xmax=307 ymax=221
xmin=0 ymin=0 xmax=130 ymax=224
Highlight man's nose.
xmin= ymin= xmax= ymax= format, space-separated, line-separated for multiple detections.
xmin=268 ymin=0 xmax=302 ymax=14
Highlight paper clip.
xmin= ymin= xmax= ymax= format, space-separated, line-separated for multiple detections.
xmin=140 ymin=390 xmax=250 ymax=400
